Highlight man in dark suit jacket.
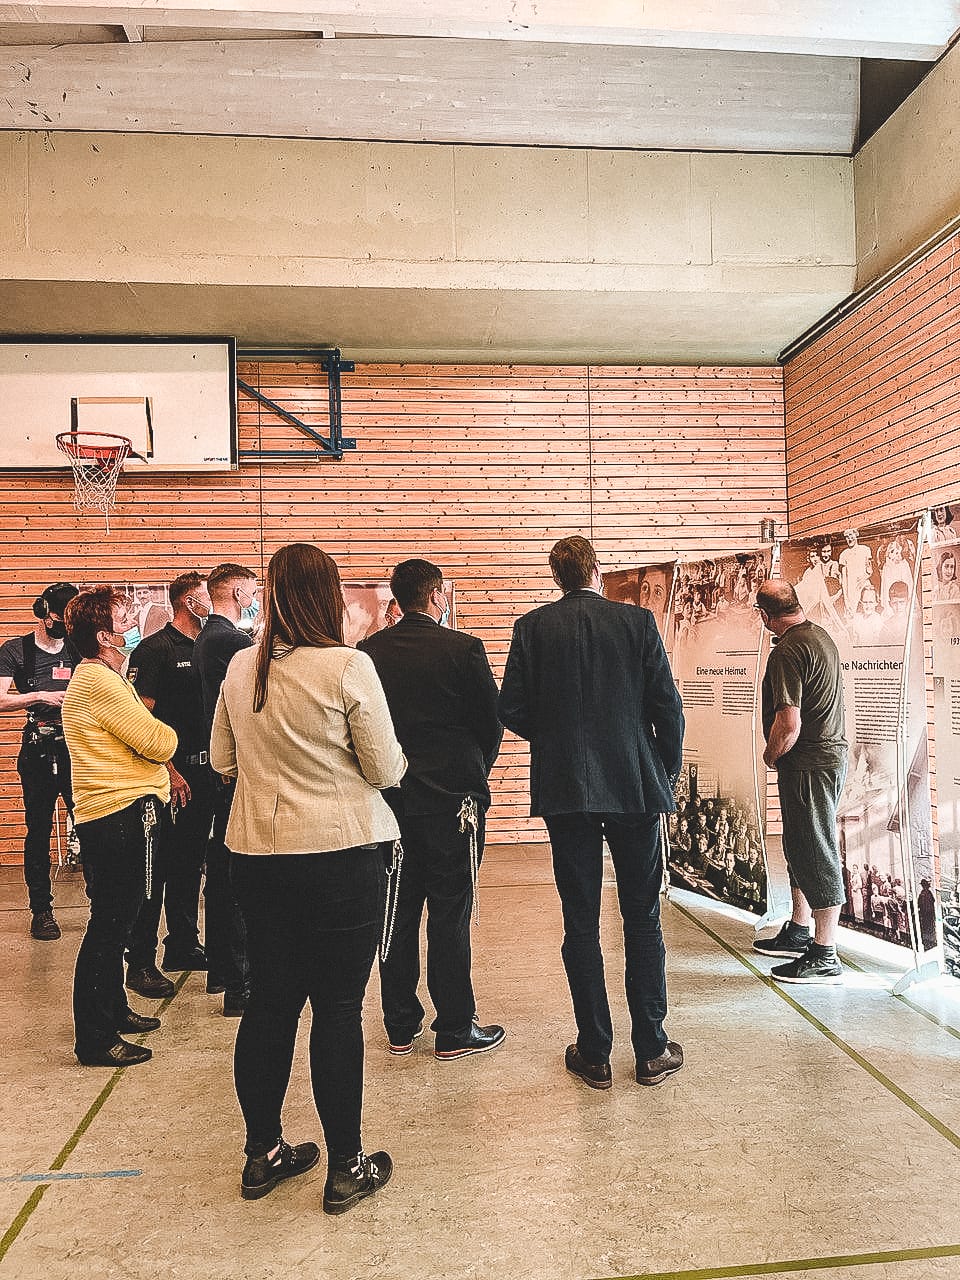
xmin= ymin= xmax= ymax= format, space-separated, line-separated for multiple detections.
xmin=499 ymin=535 xmax=685 ymax=1090
xmin=360 ymin=559 xmax=505 ymax=1060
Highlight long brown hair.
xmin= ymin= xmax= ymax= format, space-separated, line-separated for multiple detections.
xmin=253 ymin=543 xmax=345 ymax=712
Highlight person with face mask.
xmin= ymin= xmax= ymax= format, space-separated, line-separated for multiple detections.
xmin=360 ymin=559 xmax=505 ymax=1060
xmin=0 ymin=582 xmax=80 ymax=940
xmin=193 ymin=562 xmax=259 ymax=1016
xmin=123 ymin=571 xmax=215 ymax=999
xmin=62 ymin=587 xmax=179 ymax=1065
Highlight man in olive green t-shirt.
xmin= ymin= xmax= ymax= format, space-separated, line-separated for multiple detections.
xmin=753 ymin=581 xmax=848 ymax=984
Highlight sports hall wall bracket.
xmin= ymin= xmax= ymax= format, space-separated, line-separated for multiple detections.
xmin=236 ymin=347 xmax=356 ymax=461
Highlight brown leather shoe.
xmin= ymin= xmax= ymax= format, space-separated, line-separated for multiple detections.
xmin=636 ymin=1041 xmax=683 ymax=1086
xmin=565 ymin=1043 xmax=612 ymax=1090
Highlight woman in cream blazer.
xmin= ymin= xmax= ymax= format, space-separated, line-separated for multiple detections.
xmin=210 ymin=543 xmax=406 ymax=1215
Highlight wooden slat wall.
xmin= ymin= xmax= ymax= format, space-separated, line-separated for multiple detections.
xmin=0 ymin=362 xmax=785 ymax=860
xmin=783 ymin=229 xmax=960 ymax=535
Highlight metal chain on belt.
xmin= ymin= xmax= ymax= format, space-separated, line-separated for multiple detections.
xmin=380 ymin=840 xmax=404 ymax=963
xmin=142 ymin=797 xmax=158 ymax=898
xmin=458 ymin=795 xmax=480 ymax=925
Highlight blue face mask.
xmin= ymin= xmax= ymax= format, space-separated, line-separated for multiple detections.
xmin=122 ymin=626 xmax=142 ymax=652
xmin=239 ymin=598 xmax=260 ymax=632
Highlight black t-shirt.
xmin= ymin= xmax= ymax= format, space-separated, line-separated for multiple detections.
xmin=128 ymin=623 xmax=206 ymax=756
xmin=0 ymin=633 xmax=79 ymax=725
xmin=192 ymin=614 xmax=254 ymax=738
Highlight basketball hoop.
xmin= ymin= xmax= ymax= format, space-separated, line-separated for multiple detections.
xmin=56 ymin=431 xmax=131 ymax=534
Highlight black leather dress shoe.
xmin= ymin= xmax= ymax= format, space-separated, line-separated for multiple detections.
xmin=162 ymin=945 xmax=208 ymax=972
xmin=435 ymin=1022 xmax=505 ymax=1059
xmin=30 ymin=910 xmax=61 ymax=941
xmin=118 ymin=1009 xmax=161 ymax=1034
xmin=636 ymin=1041 xmax=683 ymax=1086
xmin=241 ymin=1139 xmax=321 ymax=1201
xmin=565 ymin=1043 xmax=612 ymax=1090
xmin=126 ymin=964 xmax=176 ymax=999
xmin=77 ymin=1039 xmax=152 ymax=1068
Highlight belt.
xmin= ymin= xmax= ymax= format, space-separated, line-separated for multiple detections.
xmin=180 ymin=751 xmax=208 ymax=766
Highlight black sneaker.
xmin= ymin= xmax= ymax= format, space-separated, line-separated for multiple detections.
xmin=240 ymin=1139 xmax=321 ymax=1201
xmin=752 ymin=922 xmax=811 ymax=958
xmin=30 ymin=910 xmax=61 ymax=941
xmin=323 ymin=1151 xmax=393 ymax=1216
xmin=772 ymin=950 xmax=843 ymax=985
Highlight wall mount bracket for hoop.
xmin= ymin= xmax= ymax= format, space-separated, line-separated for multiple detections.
xmin=236 ymin=347 xmax=356 ymax=461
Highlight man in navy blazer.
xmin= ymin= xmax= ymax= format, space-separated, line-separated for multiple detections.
xmin=361 ymin=559 xmax=505 ymax=1060
xmin=499 ymin=535 xmax=685 ymax=1089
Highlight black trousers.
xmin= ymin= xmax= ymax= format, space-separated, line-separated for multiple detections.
xmin=204 ymin=774 xmax=249 ymax=997
xmin=379 ymin=807 xmax=483 ymax=1041
xmin=73 ymin=798 xmax=153 ymax=1056
xmin=127 ymin=760 xmax=215 ymax=966
xmin=17 ymin=733 xmax=73 ymax=913
xmin=544 ymin=812 xmax=668 ymax=1065
xmin=232 ymin=846 xmax=386 ymax=1158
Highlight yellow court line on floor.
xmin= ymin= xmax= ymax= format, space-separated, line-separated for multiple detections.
xmin=0 ymin=971 xmax=190 ymax=1264
xmin=672 ymin=900 xmax=960 ymax=1154
xmin=602 ymin=1239 xmax=960 ymax=1280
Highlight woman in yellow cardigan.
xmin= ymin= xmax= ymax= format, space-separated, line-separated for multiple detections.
xmin=211 ymin=543 xmax=406 ymax=1213
xmin=63 ymin=587 xmax=178 ymax=1068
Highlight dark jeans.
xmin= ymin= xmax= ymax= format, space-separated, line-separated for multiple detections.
xmin=18 ymin=734 xmax=74 ymax=913
xmin=127 ymin=759 xmax=215 ymax=966
xmin=380 ymin=807 xmax=483 ymax=1040
xmin=73 ymin=798 xmax=153 ymax=1056
xmin=232 ymin=846 xmax=386 ymax=1158
xmin=204 ymin=775 xmax=249 ymax=997
xmin=544 ymin=811 xmax=668 ymax=1065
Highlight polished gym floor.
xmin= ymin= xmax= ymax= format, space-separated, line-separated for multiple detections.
xmin=2 ymin=844 xmax=959 ymax=1280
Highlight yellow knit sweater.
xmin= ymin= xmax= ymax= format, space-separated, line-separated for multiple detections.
xmin=62 ymin=662 xmax=178 ymax=824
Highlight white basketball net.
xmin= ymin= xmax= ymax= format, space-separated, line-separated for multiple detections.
xmin=56 ymin=432 xmax=131 ymax=534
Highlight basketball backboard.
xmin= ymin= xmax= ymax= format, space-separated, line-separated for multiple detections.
xmin=0 ymin=336 xmax=236 ymax=471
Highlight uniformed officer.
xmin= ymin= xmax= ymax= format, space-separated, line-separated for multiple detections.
xmin=124 ymin=571 xmax=216 ymax=999
xmin=193 ymin=562 xmax=257 ymax=1016
xmin=0 ymin=582 xmax=80 ymax=940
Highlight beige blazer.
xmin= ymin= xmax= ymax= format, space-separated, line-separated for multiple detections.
xmin=210 ymin=644 xmax=406 ymax=855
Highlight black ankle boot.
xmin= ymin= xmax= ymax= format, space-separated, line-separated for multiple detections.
xmin=322 ymin=1150 xmax=393 ymax=1215
xmin=240 ymin=1138 xmax=321 ymax=1200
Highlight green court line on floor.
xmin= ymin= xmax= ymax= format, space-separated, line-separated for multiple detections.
xmin=672 ymin=901 xmax=960 ymax=1154
xmin=0 ymin=970 xmax=189 ymax=1263
xmin=598 ymin=1239 xmax=960 ymax=1280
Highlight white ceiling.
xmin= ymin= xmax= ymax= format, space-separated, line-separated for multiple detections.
xmin=0 ymin=2 xmax=957 ymax=359
xmin=0 ymin=1 xmax=957 ymax=150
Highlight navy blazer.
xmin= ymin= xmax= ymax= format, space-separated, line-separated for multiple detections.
xmin=498 ymin=589 xmax=684 ymax=818
xmin=360 ymin=612 xmax=502 ymax=815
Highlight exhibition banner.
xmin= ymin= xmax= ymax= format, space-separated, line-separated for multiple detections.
xmin=342 ymin=580 xmax=457 ymax=645
xmin=603 ymin=563 xmax=675 ymax=641
xmin=667 ymin=552 xmax=771 ymax=916
xmin=779 ymin=520 xmax=931 ymax=952
xmin=927 ymin=513 xmax=960 ymax=970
